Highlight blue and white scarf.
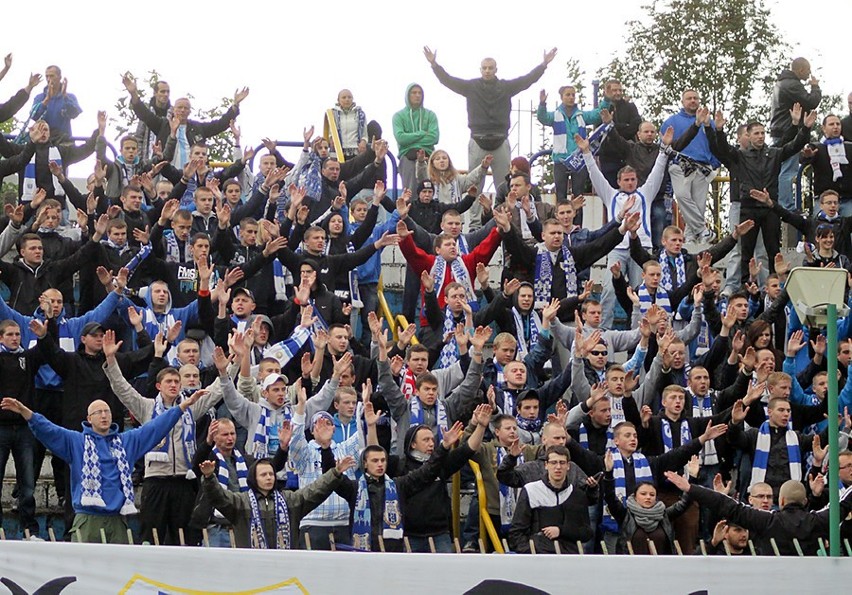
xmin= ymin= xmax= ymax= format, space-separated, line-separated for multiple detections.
xmin=661 ymin=418 xmax=691 ymax=453
xmin=603 ymin=449 xmax=652 ymax=532
xmin=101 ymin=237 xmax=132 ymax=257
xmin=516 ymin=415 xmax=542 ymax=435
xmin=115 ymin=155 xmax=141 ymax=190
xmin=124 ymin=243 xmax=152 ymax=278
xmin=512 ymin=306 xmax=541 ymax=360
xmin=343 ymin=241 xmax=363 ymax=308
xmin=822 ymin=136 xmax=847 ymax=181
xmin=561 ymin=122 xmax=613 ymax=172
xmin=493 ymin=360 xmax=506 ymax=391
xmin=690 ymin=390 xmax=719 ymax=466
xmin=457 ymin=235 xmax=470 ymax=255
xmin=0 ymin=344 xmax=24 ymax=353
xmin=163 ymin=229 xmax=192 ymax=264
xmin=430 ymin=254 xmax=478 ymax=311
xmin=496 ymin=446 xmax=522 ymax=533
xmin=248 ymin=488 xmax=290 ymax=549
xmin=81 ymin=430 xmax=137 ymax=515
xmin=173 ymin=124 xmax=189 ymax=170
xmin=212 ymin=446 xmax=248 ymax=492
xmin=409 ymin=396 xmax=447 ymax=441
xmin=146 ymin=395 xmax=197 ymax=479
xmin=579 ymin=422 xmax=614 ymax=450
xmin=309 ymin=298 xmax=329 ymax=334
xmin=437 ymin=307 xmax=461 ymax=369
xmin=534 ymin=243 xmax=577 ymax=308
xmin=352 ymin=474 xmax=403 ymax=551
xmin=22 ymin=146 xmax=62 ymax=202
xmin=637 ymin=283 xmax=671 ymax=314
xmin=252 ymin=405 xmax=289 ymax=459
xmin=659 ymin=252 xmax=687 ymax=292
xmin=750 ymin=421 xmax=801 ymax=490
xmin=272 ymin=259 xmax=289 ymax=301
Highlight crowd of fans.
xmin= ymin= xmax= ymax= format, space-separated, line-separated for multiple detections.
xmin=0 ymin=47 xmax=851 ymax=557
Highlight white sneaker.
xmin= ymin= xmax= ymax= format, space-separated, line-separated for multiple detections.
xmin=25 ymin=535 xmax=45 ymax=541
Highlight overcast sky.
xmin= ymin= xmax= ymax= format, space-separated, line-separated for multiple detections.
xmin=3 ymin=0 xmax=847 ymax=187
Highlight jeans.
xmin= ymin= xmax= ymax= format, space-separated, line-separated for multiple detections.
xmin=407 ymin=533 xmax=454 ymax=553
xmin=206 ymin=524 xmax=234 ymax=548
xmin=777 ymin=152 xmax=799 ymax=211
xmin=600 ymin=248 xmax=644 ymax=330
xmin=554 ymin=162 xmax=589 ymax=225
xmin=468 ymin=138 xmax=510 ymax=231
xmin=0 ymin=424 xmax=38 ymax=534
xmin=300 ymin=524 xmax=352 ymax=550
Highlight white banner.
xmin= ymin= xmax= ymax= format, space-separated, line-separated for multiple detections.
xmin=0 ymin=541 xmax=850 ymax=594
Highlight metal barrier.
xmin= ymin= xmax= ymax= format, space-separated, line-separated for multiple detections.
xmin=3 ymin=133 xmax=118 ymax=161
xmin=468 ymin=460 xmax=505 ymax=553
xmin=376 ymin=277 xmax=398 ymax=341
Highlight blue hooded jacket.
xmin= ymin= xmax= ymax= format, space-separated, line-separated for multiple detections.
xmin=0 ymin=290 xmax=124 ymax=389
xmin=661 ymin=108 xmax=720 ymax=168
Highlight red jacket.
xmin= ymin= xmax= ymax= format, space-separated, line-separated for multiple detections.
xmin=399 ymin=227 xmax=503 ymax=325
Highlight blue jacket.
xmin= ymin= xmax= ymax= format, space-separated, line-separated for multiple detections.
xmin=0 ymin=290 xmax=125 ymax=389
xmin=31 ymin=90 xmax=82 ymax=138
xmin=350 ymin=211 xmax=400 ymax=284
xmin=661 ymin=109 xmax=720 ymax=168
xmin=131 ymin=281 xmax=200 ymax=345
xmin=29 ymin=407 xmax=181 ymax=515
xmin=332 ymin=413 xmax=358 ymax=444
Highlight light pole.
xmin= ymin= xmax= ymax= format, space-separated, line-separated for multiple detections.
xmin=785 ymin=267 xmax=849 ymax=556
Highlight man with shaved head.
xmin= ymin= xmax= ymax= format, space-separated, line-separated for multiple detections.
xmin=1 ymin=391 xmax=201 ymax=543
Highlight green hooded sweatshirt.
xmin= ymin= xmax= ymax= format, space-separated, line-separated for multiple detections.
xmin=392 ymin=83 xmax=440 ymax=158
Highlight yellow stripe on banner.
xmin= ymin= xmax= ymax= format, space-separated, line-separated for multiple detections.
xmin=323 ymin=109 xmax=346 ymax=163
xmin=119 ymin=573 xmax=308 ymax=594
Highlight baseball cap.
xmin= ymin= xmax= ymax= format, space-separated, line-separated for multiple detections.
xmin=81 ymin=322 xmax=105 ymax=336
xmin=311 ymin=411 xmax=334 ymax=428
xmin=232 ymin=287 xmax=255 ymax=301
xmin=261 ymin=373 xmax=289 ymax=390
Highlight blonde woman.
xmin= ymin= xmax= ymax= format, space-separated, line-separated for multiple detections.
xmin=415 ymin=149 xmax=492 ymax=205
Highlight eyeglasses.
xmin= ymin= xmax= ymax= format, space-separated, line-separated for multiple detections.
xmin=88 ymin=409 xmax=111 ymax=418
xmin=589 ymin=350 xmax=608 ymax=356
xmin=750 ymin=493 xmax=773 ymax=500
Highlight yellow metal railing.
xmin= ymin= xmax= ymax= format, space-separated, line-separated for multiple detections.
xmin=376 ymin=277 xmax=398 ymax=341
xmin=468 ymin=460 xmax=505 ymax=553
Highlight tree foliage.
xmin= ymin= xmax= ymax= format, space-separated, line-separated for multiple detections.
xmin=597 ymin=0 xmax=789 ymax=127
xmin=112 ymin=70 xmax=235 ymax=162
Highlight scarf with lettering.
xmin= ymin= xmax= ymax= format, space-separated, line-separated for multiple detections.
xmin=352 ymin=474 xmax=403 ymax=551
xmin=822 ymin=137 xmax=848 ymax=181
xmin=534 ymin=243 xmax=577 ymax=308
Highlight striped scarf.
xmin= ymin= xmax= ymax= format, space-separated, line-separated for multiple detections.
xmin=493 ymin=359 xmax=506 ymax=391
xmin=430 ymin=255 xmax=478 ymax=311
xmin=496 ymin=446 xmax=522 ymax=533
xmin=409 ymin=396 xmax=447 ymax=441
xmin=163 ymin=229 xmax=192 ymax=264
xmin=352 ymin=474 xmax=403 ymax=551
xmin=661 ymin=417 xmax=692 ymax=477
xmin=146 ymin=394 xmax=197 ymax=479
xmin=437 ymin=307 xmax=461 ymax=369
xmin=659 ymin=252 xmax=686 ymax=292
xmin=173 ymin=124 xmax=189 ymax=169
xmin=457 ymin=235 xmax=470 ymax=255
xmin=637 ymin=283 xmax=671 ymax=314
xmin=512 ymin=306 xmax=541 ymax=360
xmin=81 ymin=431 xmax=137 ymax=515
xmin=23 ymin=146 xmax=62 ymax=201
xmin=252 ymin=405 xmax=289 ymax=459
xmin=579 ymin=422 xmax=613 ymax=451
xmin=603 ymin=449 xmax=652 ymax=532
xmin=534 ymin=243 xmax=577 ymax=308
xmin=750 ymin=421 xmax=801 ymax=490
xmin=213 ymin=447 xmax=249 ymax=492
xmin=690 ymin=390 xmax=719 ymax=465
xmin=248 ymin=489 xmax=290 ymax=549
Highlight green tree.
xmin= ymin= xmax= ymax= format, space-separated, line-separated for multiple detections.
xmin=597 ymin=0 xmax=789 ymax=127
xmin=113 ymin=70 xmax=236 ymax=163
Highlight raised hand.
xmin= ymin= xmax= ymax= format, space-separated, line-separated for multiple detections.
xmin=335 ymin=455 xmax=356 ymax=474
xmin=233 ymin=87 xmax=250 ymax=106
xmin=713 ymin=473 xmax=733 ymax=495
xmin=102 ymin=329 xmax=122 ymax=359
xmin=748 ymin=188 xmax=771 ymax=205
xmin=423 ymin=46 xmax=437 ymax=64
xmin=441 ymin=420 xmax=465 ymax=448
xmin=395 ymin=220 xmax=411 ymax=239
xmin=731 ymin=399 xmax=750 ymax=424
xmin=733 ymin=219 xmax=754 ymax=239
